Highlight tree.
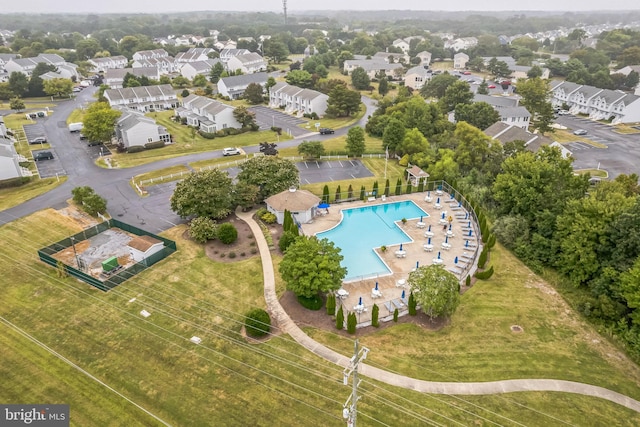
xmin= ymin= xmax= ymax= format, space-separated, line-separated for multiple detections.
xmin=454 ymin=121 xmax=495 ymax=174
xmin=0 ymin=82 xmax=13 ymax=101
xmin=76 ymin=38 xmax=101 ymax=59
xmin=264 ymin=40 xmax=290 ymax=63
xmin=420 ymin=72 xmax=458 ymax=99
xmin=233 ymin=181 xmax=259 ymax=211
xmin=399 ymin=127 xmax=429 ymax=155
xmin=325 ymin=84 xmax=361 ymax=118
xmin=81 ymin=193 xmax=108 ymax=216
xmin=408 ymin=265 xmax=460 ymax=320
xmin=266 ymin=76 xmax=277 ymax=92
xmin=477 ymin=79 xmax=489 ymax=95
xmin=209 ymin=62 xmax=224 ymax=83
xmin=8 ymin=72 xmax=29 ymax=97
xmin=279 ymin=236 xmax=346 ymax=298
xmin=382 ymin=117 xmax=406 ymax=154
xmin=285 ymin=70 xmax=313 ymax=88
xmin=82 ymin=101 xmax=121 ymax=143
xmin=527 ymin=65 xmax=543 ymax=78
xmin=233 ymin=106 xmax=256 ymax=128
xmin=439 ymin=80 xmax=473 ymax=112
xmin=244 ymin=308 xmax=271 ymax=337
xmin=345 ymin=126 xmax=365 ymax=157
xmin=517 ymin=77 xmax=554 ymax=134
xmin=171 ymin=76 xmax=189 ymax=88
xmin=189 ymin=217 xmax=218 ymax=243
xmin=43 ymin=78 xmax=73 ymax=98
xmin=378 ymin=76 xmax=389 ymax=96
xmin=192 ymin=74 xmax=208 ymax=87
xmin=236 ymin=156 xmax=299 ymax=201
xmin=297 ymin=141 xmax=326 ymax=159
xmin=217 ymin=223 xmax=238 ymax=244
xmin=350 ymin=67 xmax=371 ymax=90
xmin=454 ymin=102 xmax=500 ymax=130
xmin=170 ymin=169 xmax=235 ymax=219
xmin=9 ymin=97 xmax=25 ymax=113
xmin=243 ymin=82 xmax=264 ymax=104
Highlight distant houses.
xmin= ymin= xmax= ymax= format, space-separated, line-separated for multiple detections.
xmin=4 ymin=53 xmax=79 ymax=80
xmin=104 ymin=67 xmax=160 ymax=89
xmin=218 ymin=72 xmax=268 ymax=100
xmin=269 ymin=82 xmax=328 ymax=117
xmin=179 ymin=59 xmax=222 ymax=80
xmin=473 ymin=94 xmax=530 ymax=131
xmin=0 ymin=117 xmax=31 ymax=182
xmin=88 ymin=56 xmax=128 ymax=73
xmin=343 ymin=59 xmax=404 ymax=79
xmin=225 ymin=52 xmax=267 ymax=74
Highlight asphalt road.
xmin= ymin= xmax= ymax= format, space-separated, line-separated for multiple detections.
xmin=555 ymin=115 xmax=640 ymax=178
xmin=0 ymin=93 xmax=378 ymax=233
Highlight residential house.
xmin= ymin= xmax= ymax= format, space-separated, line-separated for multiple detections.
xmin=415 ymin=51 xmax=432 ymax=66
xmin=132 ymin=49 xmax=169 ymax=61
xmin=0 ymin=137 xmax=31 ymax=181
xmin=218 ymin=72 xmax=268 ymax=100
xmin=226 ymin=52 xmax=267 ymax=74
xmin=269 ymin=82 xmax=328 ymax=117
xmin=372 ymin=51 xmax=409 ymax=64
xmin=614 ymin=65 xmax=640 ymax=77
xmin=404 ymin=65 xmax=432 ymax=90
xmin=104 ymin=67 xmax=160 ymax=89
xmin=175 ymin=48 xmax=217 ymax=63
xmin=173 ymin=36 xmax=191 ymax=46
xmin=88 ymin=56 xmax=128 ymax=73
xmin=115 ymin=109 xmax=171 ymax=149
xmin=453 ymin=53 xmax=469 ymax=70
xmin=175 ymin=94 xmax=241 ymax=132
xmin=497 ymin=106 xmax=531 ymax=131
xmin=567 ymin=85 xmax=604 ymax=115
xmin=153 ymin=37 xmax=176 ymax=47
xmin=132 ymin=56 xmax=177 ymax=75
xmin=104 ymin=84 xmax=178 ymax=112
xmin=392 ymin=38 xmax=410 ymax=53
xmin=484 ymin=122 xmax=558 ymax=154
xmin=4 ymin=53 xmax=78 ymax=79
xmin=482 ymin=56 xmax=517 ymax=68
xmin=473 ymin=94 xmax=519 ymax=108
xmin=219 ymin=48 xmax=250 ymax=65
xmin=179 ymin=59 xmax=221 ymax=80
xmin=549 ymin=80 xmax=582 ymax=108
xmin=0 ymin=53 xmax=19 ymax=69
xmin=445 ymin=37 xmax=478 ymax=51
xmin=343 ymin=59 xmax=404 ymax=80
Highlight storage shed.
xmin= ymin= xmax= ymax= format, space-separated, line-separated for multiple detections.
xmin=128 ymin=235 xmax=164 ymax=263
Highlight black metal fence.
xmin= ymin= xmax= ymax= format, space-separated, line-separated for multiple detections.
xmin=37 ymin=219 xmax=176 ymax=292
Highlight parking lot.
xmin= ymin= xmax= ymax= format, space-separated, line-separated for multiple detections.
xmin=31 ymin=148 xmax=65 ymax=178
xmin=297 ymin=159 xmax=374 ymax=184
xmin=23 ymin=123 xmax=47 ymax=145
xmin=249 ymin=105 xmax=310 ymax=137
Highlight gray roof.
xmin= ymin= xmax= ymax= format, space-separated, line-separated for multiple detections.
xmin=230 ymin=52 xmax=265 ymax=64
xmin=551 ymin=80 xmax=582 ymax=94
xmin=106 ymin=67 xmax=159 ymax=80
xmin=219 ymin=72 xmax=268 ymax=88
xmin=593 ymin=89 xmax=626 ymax=104
xmin=484 ymin=122 xmax=553 ymax=151
xmin=183 ymin=59 xmax=220 ymax=72
xmin=474 ymin=94 xmax=519 ymax=108
xmin=573 ymin=85 xmax=603 ymax=99
xmin=105 ymin=84 xmax=176 ymax=102
xmin=499 ymin=106 xmax=531 ymax=118
xmin=406 ymin=66 xmax=432 ymax=77
xmin=344 ymin=59 xmax=403 ymax=72
xmin=182 ymin=94 xmax=234 ymax=117
xmin=117 ymin=111 xmax=156 ymax=132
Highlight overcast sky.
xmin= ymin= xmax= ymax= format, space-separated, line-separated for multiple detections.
xmin=1 ymin=1 xmax=639 ymax=14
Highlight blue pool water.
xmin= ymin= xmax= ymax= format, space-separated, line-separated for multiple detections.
xmin=316 ymin=200 xmax=428 ymax=281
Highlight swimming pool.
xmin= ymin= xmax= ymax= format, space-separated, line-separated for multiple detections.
xmin=316 ymin=200 xmax=428 ymax=281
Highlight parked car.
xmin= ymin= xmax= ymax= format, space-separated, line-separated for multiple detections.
xmin=558 ymin=110 xmax=570 ymax=116
xmin=573 ymin=129 xmax=588 ymax=135
xmin=34 ymin=151 xmax=54 ymax=161
xmin=29 ymin=136 xmax=47 ymax=144
xmin=222 ymin=147 xmax=241 ymax=156
xmin=319 ymin=128 xmax=335 ymax=135
xmin=79 ymin=133 xmax=87 ymax=140
xmin=488 ymin=84 xmax=496 ymax=89
xmin=462 ymin=71 xmax=471 ymax=75
xmin=87 ymin=140 xmax=103 ymax=146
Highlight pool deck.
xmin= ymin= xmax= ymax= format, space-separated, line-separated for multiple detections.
xmin=300 ymin=192 xmax=481 ymax=326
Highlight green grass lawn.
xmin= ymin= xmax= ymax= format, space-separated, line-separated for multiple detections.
xmin=2 ymin=209 xmax=640 ymax=425
xmin=279 ymin=134 xmax=384 ymax=158
xmin=66 ymin=108 xmax=85 ymax=124
xmin=0 ymin=177 xmax=67 ymax=211
xmin=575 ymin=168 xmax=609 ymax=178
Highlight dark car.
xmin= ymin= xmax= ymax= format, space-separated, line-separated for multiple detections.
xmin=79 ymin=133 xmax=87 ymax=140
xmin=34 ymin=151 xmax=54 ymax=161
xmin=87 ymin=140 xmax=103 ymax=146
xmin=319 ymin=128 xmax=334 ymax=135
xmin=29 ymin=136 xmax=47 ymax=144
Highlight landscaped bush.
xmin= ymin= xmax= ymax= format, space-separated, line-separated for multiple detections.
xmin=228 ymin=251 xmax=237 ymax=258
xmin=466 ymin=275 xmax=471 ymax=287
xmin=0 ymin=176 xmax=30 ymax=189
xmin=245 ymin=308 xmax=271 ymax=337
xmin=399 ymin=154 xmax=409 ymax=166
xmin=486 ymin=234 xmax=497 ymax=249
xmin=297 ymin=294 xmax=323 ymax=310
xmin=256 ymin=207 xmax=267 ymax=217
xmin=347 ymin=312 xmax=357 ymax=334
xmin=217 ymin=223 xmax=238 ymax=244
xmin=144 ymin=141 xmax=165 ymax=150
xmin=475 ymin=266 xmax=495 ymax=280
xmin=127 ymin=145 xmax=145 ymax=153
xmin=336 ymin=305 xmax=344 ymax=330
xmin=408 ymin=293 xmax=417 ymax=315
xmin=279 ymin=231 xmax=298 ymax=253
xmin=478 ymin=248 xmax=488 ymax=269
xmin=198 ymin=131 xmax=216 ymax=139
xmin=260 ymin=211 xmax=277 ymax=224
xmin=371 ymin=304 xmax=379 ymax=327
xmin=393 ymin=308 xmax=399 ymax=322
xmin=326 ymin=293 xmax=336 ymax=316
xmin=189 ymin=217 xmax=218 ymax=243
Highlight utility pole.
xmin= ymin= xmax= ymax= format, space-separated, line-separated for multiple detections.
xmin=342 ymin=340 xmax=369 ymax=427
xmin=70 ymin=237 xmax=80 ymax=270
xmin=282 ymin=0 xmax=288 ymax=26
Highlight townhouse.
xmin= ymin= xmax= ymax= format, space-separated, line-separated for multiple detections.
xmin=269 ymin=82 xmax=328 ymax=117
xmin=179 ymin=59 xmax=221 ymax=80
xmin=88 ymin=56 xmax=128 ymax=73
xmin=175 ymin=48 xmax=217 ymax=63
xmin=4 ymin=53 xmax=79 ymax=80
xmin=175 ymin=94 xmax=241 ymax=132
xmin=103 ymin=84 xmax=179 ymax=112
xmin=343 ymin=59 xmax=404 ymax=79
xmin=225 ymin=52 xmax=267 ymax=74
xmin=404 ymin=66 xmax=432 ymax=90
xmin=218 ymin=72 xmax=268 ymax=100
xmin=104 ymin=67 xmax=160 ymax=89
xmin=115 ymin=109 xmax=171 ymax=149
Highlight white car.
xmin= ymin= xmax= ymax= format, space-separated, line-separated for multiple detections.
xmin=573 ymin=129 xmax=588 ymax=136
xmin=222 ymin=147 xmax=241 ymax=156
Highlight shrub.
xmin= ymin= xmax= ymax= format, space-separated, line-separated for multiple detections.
xmin=218 ymin=223 xmax=238 ymax=244
xmin=279 ymin=231 xmax=298 ymax=253
xmin=72 ymin=186 xmax=94 ymax=204
xmin=347 ymin=312 xmax=357 ymax=334
xmin=240 ymin=252 xmax=246 ymax=257
xmin=189 ymin=217 xmax=218 ymax=243
xmin=127 ymin=145 xmax=145 ymax=153
xmin=475 ymin=266 xmax=495 ymax=280
xmin=256 ymin=207 xmax=268 ymax=218
xmin=486 ymin=234 xmax=497 ymax=250
xmin=0 ymin=176 xmax=30 ymax=189
xmin=326 ymin=293 xmax=336 ymax=315
xmin=250 ymin=248 xmax=257 ymax=254
xmin=360 ymin=185 xmax=366 ymax=200
xmin=466 ymin=275 xmax=471 ymax=287
xmin=398 ymin=154 xmax=409 ymax=166
xmin=297 ymin=294 xmax=323 ymax=310
xmin=371 ymin=304 xmax=379 ymax=327
xmin=393 ymin=308 xmax=399 ymax=322
xmin=144 ymin=141 xmax=165 ymax=150
xmin=478 ymin=248 xmax=488 ymax=269
xmin=228 ymin=251 xmax=237 ymax=258
xmin=199 ymin=131 xmax=216 ymax=139
xmin=336 ymin=305 xmax=344 ymax=330
xmin=408 ymin=292 xmax=417 ymax=316
xmin=82 ymin=193 xmax=107 ymax=216
xmin=260 ymin=211 xmax=277 ymax=224
xmin=245 ymin=308 xmax=271 ymax=337
xmin=417 ymin=180 xmax=424 ymax=192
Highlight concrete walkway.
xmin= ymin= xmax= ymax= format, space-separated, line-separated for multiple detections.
xmin=236 ymin=209 xmax=640 ymax=413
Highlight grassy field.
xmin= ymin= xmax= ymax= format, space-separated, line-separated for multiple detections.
xmin=107 ymin=111 xmax=289 ymax=168
xmin=0 ymin=177 xmax=67 ymax=211
xmin=575 ymin=168 xmax=609 ymax=178
xmin=2 ymin=209 xmax=640 ymax=425
xmin=279 ymin=134 xmax=385 ymax=158
xmin=66 ymin=108 xmax=85 ymax=124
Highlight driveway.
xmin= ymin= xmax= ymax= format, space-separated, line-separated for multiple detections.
xmin=249 ymin=105 xmax=309 ymax=136
xmin=555 ymin=115 xmax=640 ymax=177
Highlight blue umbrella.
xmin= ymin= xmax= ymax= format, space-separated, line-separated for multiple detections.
xmin=375 ymin=281 xmax=379 ymax=290
xmin=437 ymin=251 xmax=441 ymax=259
xmin=449 ymin=223 xmax=452 ymax=230
xmin=465 ymin=213 xmax=469 ymax=219
xmin=458 ymin=202 xmax=462 ymax=207
xmin=402 ymin=290 xmax=406 ymax=299
xmin=454 ymin=256 xmax=459 ymax=264
xmin=318 ymin=202 xmax=330 ymax=208
xmin=358 ymin=296 xmax=362 ymax=306
xmin=416 ymin=261 xmax=419 ymax=269
xmin=468 ymin=221 xmax=471 ymax=227
xmin=437 ymin=197 xmax=440 ymax=203
xmin=399 ymin=243 xmax=403 ymax=251
xmin=428 ymin=237 xmax=431 ymax=244
xmin=420 ymin=215 xmax=423 ymax=222
xmin=427 ymin=191 xmax=430 ymax=196
xmin=465 ymin=240 xmax=469 ymax=247
xmin=428 ymin=224 xmax=431 ymax=232
xmin=445 ymin=236 xmax=449 ymax=243
xmin=441 ymin=212 xmax=445 ymax=219
xmin=468 ymin=230 xmax=473 ymax=236
xmin=450 ymin=192 xmax=455 ymax=199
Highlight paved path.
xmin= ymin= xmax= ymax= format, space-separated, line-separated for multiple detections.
xmin=236 ymin=209 xmax=640 ymax=413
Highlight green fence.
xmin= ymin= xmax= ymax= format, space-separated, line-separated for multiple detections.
xmin=37 ymin=220 xmax=176 ymax=292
